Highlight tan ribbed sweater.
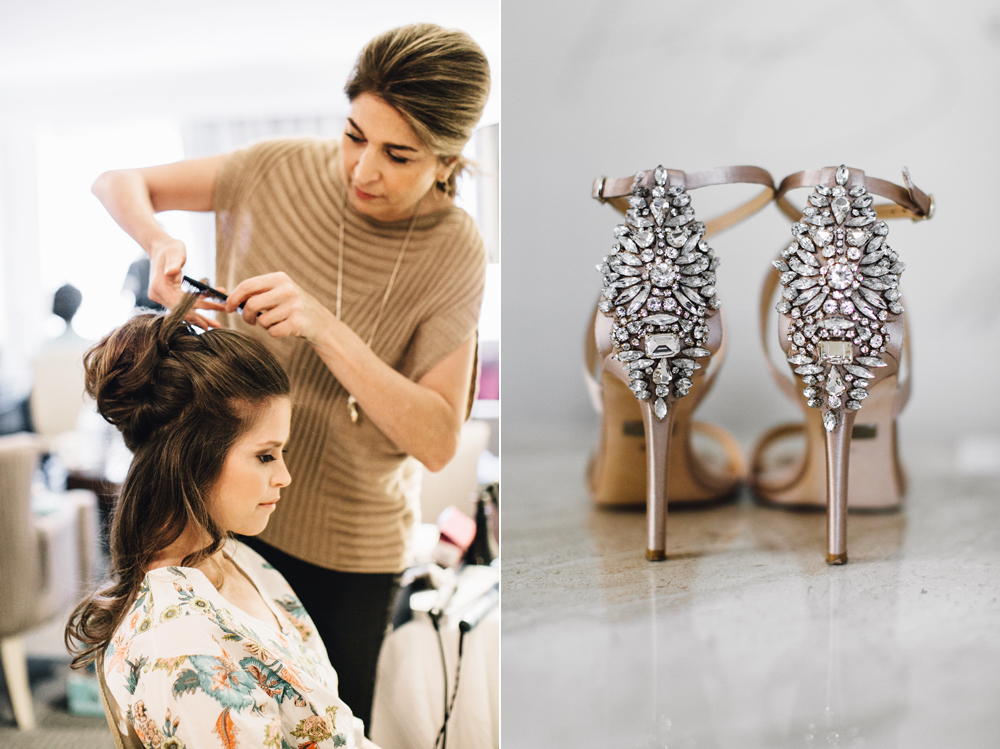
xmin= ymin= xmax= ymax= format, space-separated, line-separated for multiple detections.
xmin=214 ymin=138 xmax=486 ymax=573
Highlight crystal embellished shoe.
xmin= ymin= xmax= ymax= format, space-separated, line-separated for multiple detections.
xmin=587 ymin=165 xmax=774 ymax=560
xmin=752 ymin=165 xmax=933 ymax=564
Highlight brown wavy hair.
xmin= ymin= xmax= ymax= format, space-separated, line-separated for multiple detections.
xmin=345 ymin=23 xmax=491 ymax=197
xmin=65 ymin=294 xmax=289 ymax=668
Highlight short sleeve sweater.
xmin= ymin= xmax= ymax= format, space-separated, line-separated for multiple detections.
xmin=213 ymin=138 xmax=486 ymax=573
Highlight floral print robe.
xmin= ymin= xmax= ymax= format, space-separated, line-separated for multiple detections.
xmin=103 ymin=541 xmax=361 ymax=749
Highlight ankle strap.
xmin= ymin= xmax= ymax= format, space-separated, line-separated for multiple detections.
xmin=776 ymin=166 xmax=934 ymax=223
xmin=592 ymin=165 xmax=775 ymax=237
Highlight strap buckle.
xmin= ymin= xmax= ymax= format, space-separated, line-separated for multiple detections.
xmin=595 ymin=177 xmax=607 ymax=202
xmin=912 ymin=193 xmax=934 ymax=222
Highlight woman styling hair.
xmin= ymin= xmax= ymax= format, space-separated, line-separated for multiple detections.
xmin=65 ymin=294 xmax=374 ymax=748
xmin=90 ymin=23 xmax=492 ymax=731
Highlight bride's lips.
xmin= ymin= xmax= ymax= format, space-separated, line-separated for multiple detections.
xmin=354 ymin=186 xmax=379 ymax=201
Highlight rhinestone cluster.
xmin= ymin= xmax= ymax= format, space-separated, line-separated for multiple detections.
xmin=775 ymin=165 xmax=904 ymax=432
xmin=597 ymin=166 xmax=720 ymax=421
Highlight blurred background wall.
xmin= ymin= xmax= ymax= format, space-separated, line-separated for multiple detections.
xmin=502 ymin=0 xmax=1000 ymax=463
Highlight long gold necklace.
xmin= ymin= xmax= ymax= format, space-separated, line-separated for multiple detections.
xmin=337 ymin=186 xmax=424 ymax=423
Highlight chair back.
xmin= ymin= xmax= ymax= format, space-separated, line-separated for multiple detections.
xmin=96 ymin=653 xmax=144 ymax=749
xmin=0 ymin=433 xmax=40 ymax=638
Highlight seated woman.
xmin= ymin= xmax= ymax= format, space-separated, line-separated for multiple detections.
xmin=65 ymin=293 xmax=374 ymax=748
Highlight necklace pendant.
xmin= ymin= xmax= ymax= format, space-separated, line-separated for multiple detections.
xmin=347 ymin=394 xmax=359 ymax=424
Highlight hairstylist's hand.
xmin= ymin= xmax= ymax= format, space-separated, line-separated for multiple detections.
xmin=149 ymin=236 xmax=224 ymax=330
xmin=226 ymin=272 xmax=334 ymax=342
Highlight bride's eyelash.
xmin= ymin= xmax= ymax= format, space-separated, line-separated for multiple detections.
xmin=258 ymin=451 xmax=288 ymax=465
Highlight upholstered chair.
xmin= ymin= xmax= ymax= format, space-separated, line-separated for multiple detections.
xmin=0 ymin=433 xmax=98 ymax=730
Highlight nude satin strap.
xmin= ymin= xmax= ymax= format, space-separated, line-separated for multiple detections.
xmin=775 ymin=166 xmax=934 ymax=223
xmin=758 ymin=263 xmax=802 ymax=403
xmin=592 ymin=165 xmax=775 ymax=238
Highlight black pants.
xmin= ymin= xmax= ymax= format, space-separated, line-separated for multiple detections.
xmin=242 ymin=537 xmax=399 ymax=737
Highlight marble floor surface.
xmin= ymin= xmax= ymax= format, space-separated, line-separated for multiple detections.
xmin=501 ymin=430 xmax=1000 ymax=749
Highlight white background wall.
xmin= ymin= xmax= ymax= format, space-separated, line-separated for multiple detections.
xmin=501 ymin=0 xmax=1000 ymax=450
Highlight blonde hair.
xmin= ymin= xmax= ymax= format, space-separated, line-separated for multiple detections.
xmin=345 ymin=23 xmax=491 ymax=197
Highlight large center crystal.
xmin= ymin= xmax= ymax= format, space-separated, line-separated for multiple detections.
xmin=819 ymin=340 xmax=853 ymax=364
xmin=828 ymin=263 xmax=854 ymax=290
xmin=650 ymin=262 xmax=677 ymax=288
xmin=645 ymin=333 xmax=681 ymax=359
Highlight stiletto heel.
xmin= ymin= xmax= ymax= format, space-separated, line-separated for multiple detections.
xmin=753 ymin=165 xmax=933 ymax=564
xmin=824 ymin=409 xmax=855 ymax=564
xmin=587 ymin=165 xmax=774 ymax=560
xmin=640 ymin=397 xmax=674 ymax=560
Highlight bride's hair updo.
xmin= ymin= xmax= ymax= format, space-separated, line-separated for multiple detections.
xmin=345 ymin=23 xmax=491 ymax=197
xmin=66 ymin=294 xmax=289 ymax=667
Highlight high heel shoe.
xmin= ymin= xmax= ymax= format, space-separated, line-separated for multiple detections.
xmin=752 ymin=165 xmax=933 ymax=564
xmin=587 ymin=165 xmax=774 ymax=560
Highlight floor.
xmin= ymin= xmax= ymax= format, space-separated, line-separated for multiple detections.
xmin=501 ymin=428 xmax=1000 ymax=749
xmin=0 ymin=614 xmax=110 ymax=749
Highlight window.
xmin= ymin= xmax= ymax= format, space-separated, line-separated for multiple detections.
xmin=36 ymin=119 xmax=201 ymax=340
